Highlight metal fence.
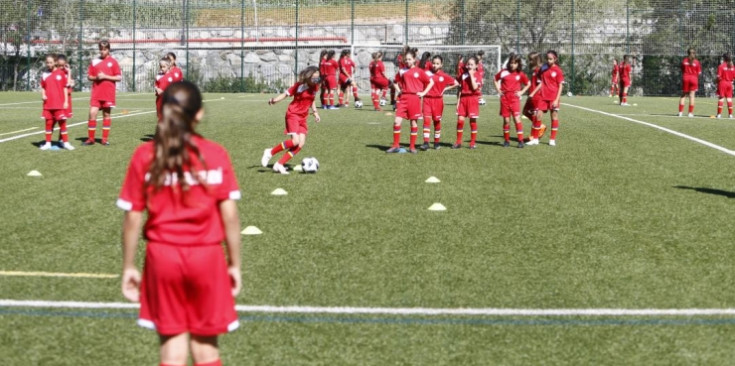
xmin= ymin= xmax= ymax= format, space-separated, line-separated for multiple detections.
xmin=2 ymin=0 xmax=734 ymax=96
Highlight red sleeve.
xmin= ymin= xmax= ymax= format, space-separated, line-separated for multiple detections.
xmin=214 ymin=148 xmax=241 ymax=201
xmin=557 ymin=68 xmax=565 ymax=83
xmin=286 ymin=82 xmax=299 ymax=96
xmin=117 ymin=146 xmax=151 ymax=212
xmin=112 ymin=59 xmax=121 ymax=76
xmin=520 ymin=72 xmax=529 ymax=84
xmin=87 ymin=64 xmax=95 ymax=78
xmin=494 ymin=71 xmax=501 ymax=81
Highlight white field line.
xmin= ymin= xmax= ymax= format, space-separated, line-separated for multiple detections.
xmin=0 ymin=127 xmax=38 ymax=136
xmin=0 ymin=271 xmax=117 ymax=279
xmin=2 ymin=299 xmax=735 ymax=317
xmin=564 ymin=103 xmax=735 ymax=157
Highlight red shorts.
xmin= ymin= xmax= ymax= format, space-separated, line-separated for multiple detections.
xmin=325 ymin=75 xmax=338 ymax=90
xmin=523 ymin=96 xmax=538 ymax=117
xmin=370 ymin=77 xmax=389 ymax=90
xmin=718 ymin=82 xmax=734 ymax=98
xmin=138 ymin=243 xmax=239 ymax=336
xmin=285 ymin=113 xmax=308 ymax=135
xmin=90 ymin=99 xmax=115 ymax=109
xmin=42 ymin=109 xmax=67 ymax=121
xmin=611 ymin=76 xmax=618 ymax=84
xmin=536 ymin=99 xmax=560 ymax=112
xmin=339 ymin=75 xmax=352 ymax=87
xmin=396 ymin=94 xmax=422 ymax=120
xmin=499 ymin=95 xmax=521 ymax=118
xmin=457 ymin=95 xmax=479 ymax=118
xmin=422 ymin=97 xmax=444 ymax=120
xmin=620 ymin=78 xmax=631 ymax=88
xmin=682 ymin=76 xmax=698 ymax=93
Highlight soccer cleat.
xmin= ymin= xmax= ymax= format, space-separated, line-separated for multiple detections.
xmin=385 ymin=147 xmax=401 ymax=153
xmin=549 ymin=139 xmax=556 ymax=146
xmin=374 ymin=107 xmax=382 ymax=111
xmin=101 ymin=140 xmax=110 ymax=146
xmin=677 ymin=112 xmax=683 ymax=117
xmin=526 ymin=138 xmax=539 ymax=146
xmin=39 ymin=142 xmax=52 ymax=150
xmin=419 ymin=143 xmax=429 ymax=151
xmin=730 ymin=115 xmax=734 ymax=119
xmin=261 ymin=148 xmax=272 ymax=167
xmin=409 ymin=148 xmax=417 ymax=154
xmin=717 ymin=114 xmax=722 ymax=119
xmin=433 ymin=143 xmax=441 ymax=150
xmin=272 ymin=162 xmax=289 ymax=175
xmin=451 ymin=143 xmax=462 ymax=149
xmin=321 ymin=105 xmax=328 ymax=110
xmin=82 ymin=139 xmax=95 ymax=146
xmin=518 ymin=142 xmax=525 ymax=148
xmin=469 ymin=144 xmax=477 ymax=149
xmin=502 ymin=141 xmax=510 ymax=148
xmin=620 ymin=102 xmax=630 ymax=106
xmin=688 ymin=113 xmax=694 ymax=118
xmin=538 ymin=124 xmax=547 ymax=138
xmin=63 ymin=142 xmax=75 ymax=150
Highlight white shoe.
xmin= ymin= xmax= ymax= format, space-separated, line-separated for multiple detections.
xmin=63 ymin=142 xmax=75 ymax=150
xmin=272 ymin=162 xmax=289 ymax=175
xmin=688 ymin=113 xmax=694 ymax=118
xmin=526 ymin=138 xmax=539 ymax=146
xmin=261 ymin=148 xmax=272 ymax=167
xmin=677 ymin=112 xmax=682 ymax=117
xmin=730 ymin=115 xmax=733 ymax=119
xmin=549 ymin=140 xmax=556 ymax=146
xmin=717 ymin=114 xmax=722 ymax=119
xmin=39 ymin=142 xmax=51 ymax=150
xmin=620 ymin=102 xmax=630 ymax=106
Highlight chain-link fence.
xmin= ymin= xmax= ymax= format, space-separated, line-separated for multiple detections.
xmin=2 ymin=0 xmax=734 ymax=95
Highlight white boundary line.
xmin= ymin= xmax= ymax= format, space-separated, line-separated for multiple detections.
xmin=0 ymin=127 xmax=38 ymax=136
xmin=564 ymin=103 xmax=735 ymax=157
xmin=0 ymin=271 xmax=117 ymax=279
xmin=2 ymin=299 xmax=735 ymax=316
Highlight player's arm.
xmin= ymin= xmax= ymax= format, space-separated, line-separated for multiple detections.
xmin=268 ymin=92 xmax=288 ymax=105
xmin=393 ymin=82 xmax=401 ymax=95
xmin=218 ymin=199 xmax=242 ymax=297
xmin=519 ymin=81 xmax=531 ymax=97
xmin=443 ymin=79 xmax=460 ymax=93
xmin=311 ymin=101 xmax=320 ymax=123
xmin=528 ymin=82 xmax=542 ymax=98
xmin=63 ymin=86 xmax=69 ymax=109
xmin=121 ymin=210 xmax=143 ymax=302
xmin=554 ymin=82 xmax=564 ymax=108
xmin=493 ymin=77 xmax=501 ymax=96
xmin=469 ymin=70 xmax=479 ymax=91
xmin=418 ymin=78 xmax=434 ymax=98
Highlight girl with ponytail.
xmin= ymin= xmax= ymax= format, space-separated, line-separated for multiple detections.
xmin=118 ymin=80 xmax=242 ymax=366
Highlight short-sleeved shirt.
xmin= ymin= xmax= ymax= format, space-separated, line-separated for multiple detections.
xmin=323 ymin=59 xmax=339 ymax=79
xmin=286 ymin=82 xmax=319 ymax=118
xmin=539 ymin=64 xmax=564 ymax=101
xmin=88 ymin=55 xmax=120 ymax=102
xmin=494 ymin=69 xmax=529 ymax=95
xmin=619 ymin=63 xmax=631 ymax=82
xmin=369 ymin=60 xmax=385 ymax=79
xmin=718 ymin=62 xmax=735 ymax=83
xmin=117 ymin=136 xmax=241 ymax=246
xmin=529 ymin=66 xmax=541 ymax=91
xmin=155 ymin=71 xmax=175 ymax=95
xmin=339 ymin=57 xmax=355 ymax=78
xmin=425 ymin=70 xmax=455 ymax=98
xmin=398 ymin=66 xmax=431 ymax=94
xmin=681 ymin=58 xmax=701 ymax=78
xmin=612 ymin=64 xmax=619 ymax=78
xmin=41 ymin=69 xmax=67 ymax=110
xmin=459 ymin=71 xmax=483 ymax=96
xmin=169 ymin=66 xmax=184 ymax=82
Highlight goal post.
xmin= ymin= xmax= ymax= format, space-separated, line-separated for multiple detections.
xmin=351 ymin=44 xmax=502 ymax=97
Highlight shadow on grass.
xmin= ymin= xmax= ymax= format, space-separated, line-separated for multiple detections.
xmin=365 ymin=143 xmax=395 ymax=152
xmin=674 ymin=185 xmax=735 ymax=198
xmin=140 ymin=134 xmax=154 ymax=142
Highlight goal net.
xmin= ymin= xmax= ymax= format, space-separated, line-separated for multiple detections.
xmin=351 ymin=44 xmax=502 ymax=97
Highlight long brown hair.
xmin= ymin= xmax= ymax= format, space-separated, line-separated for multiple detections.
xmin=147 ymin=81 xmax=205 ymax=192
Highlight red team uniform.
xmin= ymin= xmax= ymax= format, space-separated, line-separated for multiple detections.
xmin=369 ymin=59 xmax=390 ymax=109
xmin=117 ymin=135 xmax=241 ymax=336
xmin=338 ymin=56 xmax=358 ymax=106
xmin=681 ymin=57 xmax=701 ymax=93
xmin=322 ymin=58 xmax=339 ymax=107
xmin=41 ymin=68 xmax=69 ymax=145
xmin=284 ymin=81 xmax=319 ymax=135
xmin=88 ymin=55 xmax=121 ymax=108
xmin=422 ymin=69 xmax=455 ymax=147
xmin=61 ymin=68 xmax=73 ymax=119
xmin=538 ymin=64 xmax=564 ymax=143
xmin=610 ymin=63 xmax=619 ymax=96
xmin=169 ymin=65 xmax=184 ymax=82
xmin=495 ymin=69 xmax=529 ymax=118
xmin=619 ymin=62 xmax=631 ymax=89
xmin=717 ymin=62 xmax=735 ymax=117
xmin=525 ymin=66 xmax=546 ymax=139
xmin=455 ymin=70 xmax=483 ymax=147
xmin=155 ymin=71 xmax=175 ymax=121
xmin=395 ymin=66 xmax=431 ymax=120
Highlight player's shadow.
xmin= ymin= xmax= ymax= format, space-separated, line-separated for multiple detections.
xmin=474 ymin=136 xmax=506 ymax=147
xmin=74 ymin=137 xmax=102 ymax=144
xmin=674 ymin=185 xmax=735 ymax=198
xmin=365 ymin=143 xmax=395 ymax=151
xmin=140 ymin=134 xmax=154 ymax=142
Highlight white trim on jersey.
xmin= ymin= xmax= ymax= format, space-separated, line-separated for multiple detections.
xmin=116 ymin=198 xmax=133 ymax=211
xmin=229 ymin=190 xmax=242 ymax=200
xmin=137 ymin=318 xmax=156 ymax=330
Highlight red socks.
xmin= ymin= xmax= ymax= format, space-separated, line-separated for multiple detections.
xmin=550 ymin=119 xmax=559 ymax=140
xmin=271 ymin=140 xmax=295 ymax=155
xmin=45 ymin=119 xmax=54 ymax=142
xmin=101 ymin=118 xmax=111 ymax=141
xmin=338 ymin=91 xmax=344 ymax=105
xmin=679 ymin=104 xmax=684 ymax=113
xmin=515 ymin=121 xmax=524 ymax=142
xmin=409 ymin=126 xmax=418 ymax=149
xmin=455 ymin=119 xmax=464 ymax=145
xmin=469 ymin=121 xmax=477 ymax=145
xmin=277 ymin=146 xmax=301 ymax=165
xmin=87 ymin=119 xmax=97 ymax=140
xmin=729 ymin=101 xmax=733 ymax=115
xmin=718 ymin=101 xmax=723 ymax=115
xmin=392 ymin=124 xmax=401 ymax=148
xmin=422 ymin=118 xmax=431 ymax=143
xmin=433 ymin=121 xmax=441 ymax=145
xmin=622 ymin=93 xmax=628 ymax=104
xmin=194 ymin=360 xmax=223 ymax=366
xmin=503 ymin=123 xmax=510 ymax=142
xmin=688 ymin=105 xmax=694 ymax=114
xmin=59 ymin=121 xmax=68 ymax=142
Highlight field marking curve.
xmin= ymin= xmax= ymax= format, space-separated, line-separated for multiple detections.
xmin=0 ymin=271 xmax=117 ymax=279
xmin=2 ymin=299 xmax=735 ymax=317
xmin=564 ymin=103 xmax=735 ymax=157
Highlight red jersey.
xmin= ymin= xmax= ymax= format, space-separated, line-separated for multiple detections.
xmin=425 ymin=70 xmax=455 ymax=98
xmin=619 ymin=63 xmax=631 ymax=81
xmin=41 ymin=68 xmax=67 ymax=110
xmin=155 ymin=71 xmax=175 ymax=95
xmin=539 ymin=64 xmax=564 ymax=101
xmin=529 ymin=66 xmax=541 ymax=90
xmin=718 ymin=62 xmax=735 ymax=83
xmin=339 ymin=57 xmax=355 ymax=78
xmin=612 ymin=64 xmax=619 ymax=78
xmin=494 ymin=69 xmax=529 ymax=94
xmin=88 ymin=55 xmax=120 ymax=102
xmin=423 ymin=60 xmax=433 ymax=71
xmin=681 ymin=58 xmax=701 ymax=77
xmin=117 ymin=136 xmax=241 ymax=246
xmin=398 ymin=66 xmax=431 ymax=94
xmin=397 ymin=54 xmax=406 ymax=69
xmin=459 ymin=71 xmax=482 ymax=96
xmin=456 ymin=60 xmax=465 ymax=79
xmin=323 ymin=59 xmax=339 ymax=79
xmin=319 ymin=58 xmax=327 ymax=78
xmin=286 ymin=82 xmax=319 ymax=118
xmin=477 ymin=61 xmax=485 ymax=80
xmin=369 ymin=60 xmax=386 ymax=79
xmin=169 ymin=66 xmax=184 ymax=82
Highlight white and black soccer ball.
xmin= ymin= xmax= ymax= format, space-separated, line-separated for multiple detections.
xmin=301 ymin=157 xmax=319 ymax=173
xmin=354 ymin=100 xmax=363 ymax=108
xmin=379 ymin=99 xmax=387 ymax=106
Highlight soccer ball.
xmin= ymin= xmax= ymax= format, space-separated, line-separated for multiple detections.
xmin=379 ymin=99 xmax=387 ymax=106
xmin=354 ymin=100 xmax=363 ymax=108
xmin=478 ymin=98 xmax=486 ymax=105
xmin=301 ymin=157 xmax=319 ymax=173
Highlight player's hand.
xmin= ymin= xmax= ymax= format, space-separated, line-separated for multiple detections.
xmin=552 ymin=99 xmax=560 ymax=108
xmin=121 ymin=268 xmax=141 ymax=302
xmin=516 ymin=91 xmax=523 ymax=98
xmin=228 ymin=266 xmax=242 ymax=297
xmin=313 ymin=111 xmax=321 ymax=123
xmin=417 ymin=91 xmax=426 ymax=98
xmin=97 ymin=72 xmax=106 ymax=80
xmin=268 ymin=98 xmax=275 ymax=105
xmin=42 ymin=95 xmax=47 ymax=101
xmin=63 ymin=102 xmax=68 ymax=109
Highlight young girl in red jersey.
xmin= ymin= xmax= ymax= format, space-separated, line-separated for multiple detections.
xmin=56 ymin=54 xmax=74 ymax=119
xmin=420 ymin=52 xmax=432 ymax=71
xmin=338 ymin=49 xmax=360 ymax=107
xmin=678 ymin=48 xmax=701 ymax=117
xmin=323 ymin=50 xmax=339 ymax=110
xmin=386 ymin=49 xmax=434 ymax=153
xmin=523 ymin=52 xmax=546 ymax=142
xmin=166 ymin=52 xmax=184 ymax=82
xmin=716 ymin=52 xmax=735 ymax=119
xmin=119 ymin=80 xmax=242 ymax=366
xmin=528 ymin=50 xmax=564 ymax=146
xmin=420 ymin=55 xmax=459 ymax=150
xmin=453 ymin=56 xmax=482 ymax=149
xmin=369 ymin=51 xmax=390 ymax=111
xmin=40 ymin=54 xmax=71 ymax=150
xmin=618 ymin=54 xmax=633 ymax=106
xmin=494 ymin=54 xmax=530 ymax=148
xmin=609 ymin=58 xmax=619 ymax=97
xmin=261 ymin=66 xmax=321 ymax=174
xmin=318 ymin=49 xmax=328 ymax=108
xmin=155 ymin=58 xmax=175 ymax=122
xmin=84 ymin=40 xmax=121 ymax=146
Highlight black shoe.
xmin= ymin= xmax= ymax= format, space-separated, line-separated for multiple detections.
xmin=82 ymin=139 xmax=95 ymax=146
xmin=451 ymin=143 xmax=462 ymax=149
xmin=419 ymin=143 xmax=429 ymax=151
xmin=503 ymin=141 xmax=510 ymax=148
xmin=433 ymin=143 xmax=441 ymax=150
xmin=409 ymin=148 xmax=417 ymax=154
xmin=518 ymin=142 xmax=525 ymax=148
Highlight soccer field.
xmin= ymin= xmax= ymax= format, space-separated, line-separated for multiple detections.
xmin=2 ymin=92 xmax=735 ymax=365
